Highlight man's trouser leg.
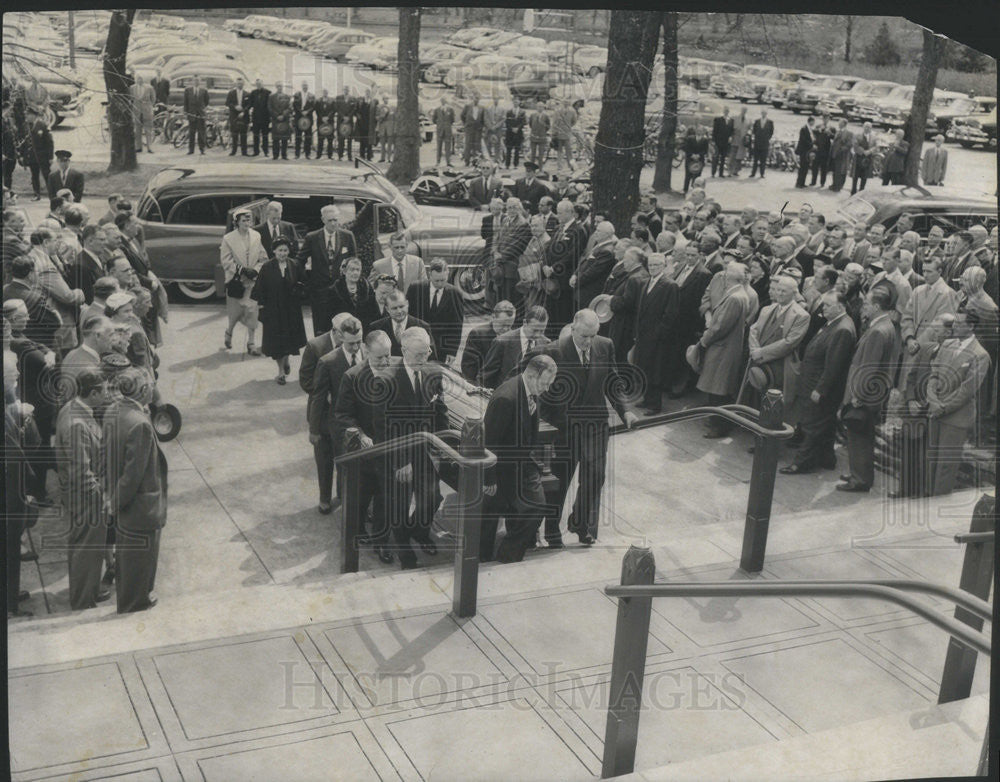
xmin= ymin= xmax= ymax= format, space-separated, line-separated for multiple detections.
xmin=311 ymin=300 xmax=333 ymax=338
xmin=571 ymin=425 xmax=608 ymax=539
xmin=116 ymin=526 xmax=160 ymax=613
xmin=314 ymin=434 xmax=334 ymax=506
xmin=792 ymin=400 xmax=836 ymax=470
xmin=845 ymin=407 xmax=876 ymax=487
xmin=67 ymin=511 xmax=108 ymax=610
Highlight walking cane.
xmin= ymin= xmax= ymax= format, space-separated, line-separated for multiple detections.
xmin=735 ymin=360 xmax=753 ymax=406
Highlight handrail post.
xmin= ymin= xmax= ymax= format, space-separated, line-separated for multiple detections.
xmin=453 ymin=417 xmax=485 ymax=618
xmin=740 ymin=389 xmax=783 ymax=573
xmin=340 ymin=459 xmax=361 ymax=574
xmin=602 ymin=546 xmax=655 ymax=779
xmin=938 ymin=494 xmax=995 ymax=703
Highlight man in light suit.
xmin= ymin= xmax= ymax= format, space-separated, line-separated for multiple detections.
xmin=405 ymin=258 xmax=464 ymax=361
xmin=921 ymin=134 xmax=948 ymax=186
xmin=4 ymin=257 xmax=63 ymax=349
xmin=368 ymin=291 xmax=436 ymax=359
xmin=837 ymin=287 xmax=901 ymax=492
xmin=538 ymin=309 xmax=638 ymax=545
xmin=183 ymin=76 xmax=210 ymax=155
xmin=297 ymin=204 xmax=358 ymax=336
xmin=747 ymin=274 xmax=810 ymax=411
xmin=899 ymin=258 xmax=959 ymax=390
xmin=369 ymin=231 xmax=427 ymax=296
xmin=58 ymin=314 xmax=114 ymax=406
xmin=925 ymin=310 xmax=991 ymax=494
xmin=102 ymin=368 xmax=167 ymax=612
xmin=668 ymin=244 xmax=713 ymax=397
xmin=55 ymin=370 xmax=110 ymax=610
xmin=220 ymin=209 xmax=268 ymax=353
xmin=254 ymin=201 xmax=298 ymax=259
xmin=481 ymin=305 xmax=550 ymax=389
xmin=310 ymin=317 xmax=364 ymax=514
xmin=481 ymin=354 xmax=559 ymax=563
xmin=225 ymin=77 xmax=251 ymax=156
xmin=781 ymin=291 xmax=857 ymax=475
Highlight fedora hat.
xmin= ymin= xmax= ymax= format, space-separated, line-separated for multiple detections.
xmin=747 ymin=364 xmax=776 ymax=391
xmin=589 ymin=293 xmax=613 ymax=323
xmin=542 ymin=277 xmax=560 ymax=297
xmin=685 ymin=343 xmax=703 ymax=373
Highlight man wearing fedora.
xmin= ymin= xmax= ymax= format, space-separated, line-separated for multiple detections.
xmin=746 ymin=274 xmax=810 ymax=410
xmin=46 ymin=150 xmax=84 ymax=203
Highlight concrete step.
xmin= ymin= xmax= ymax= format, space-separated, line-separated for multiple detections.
xmin=621 ymin=693 xmax=988 ymax=782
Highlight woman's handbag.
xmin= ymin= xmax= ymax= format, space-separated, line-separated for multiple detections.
xmin=225 ymin=265 xmax=246 ymax=299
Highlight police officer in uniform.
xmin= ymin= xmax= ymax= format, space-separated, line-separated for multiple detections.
xmin=268 ymin=82 xmax=292 ymax=161
xmin=315 ymin=88 xmax=336 ymax=161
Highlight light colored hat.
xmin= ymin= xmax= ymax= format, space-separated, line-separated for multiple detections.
xmin=105 ymin=291 xmax=135 ymax=312
xmin=589 ymin=293 xmax=613 ymax=323
xmin=685 ymin=344 xmax=703 ymax=373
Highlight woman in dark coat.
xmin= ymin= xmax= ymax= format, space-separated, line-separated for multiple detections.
xmin=682 ymin=126 xmax=709 ymax=194
xmin=328 ymin=255 xmax=381 ymax=331
xmin=748 ymin=256 xmax=771 ymax=310
xmin=251 ymin=238 xmax=307 ymax=384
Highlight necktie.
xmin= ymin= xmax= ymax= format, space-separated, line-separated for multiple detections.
xmin=528 ymin=393 xmax=537 ymax=416
xmin=413 ymin=370 xmax=422 ymax=399
xmin=525 ymin=337 xmax=534 ymax=353
xmin=327 ymin=232 xmax=335 ymax=260
xmin=350 ymin=351 xmax=357 ymax=366
xmin=432 ymin=287 xmax=440 ymax=309
xmin=396 ymin=261 xmax=405 ymax=290
xmin=581 ymin=349 xmax=590 ymax=367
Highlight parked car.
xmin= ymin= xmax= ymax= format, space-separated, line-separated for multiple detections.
xmin=870 ymin=85 xmax=916 ymax=128
xmin=313 ymin=30 xmax=376 ymax=62
xmin=707 ymin=63 xmax=747 ymax=98
xmin=836 ymin=186 xmax=997 ymax=238
xmin=762 ymin=69 xmax=818 ymax=108
xmin=345 ymin=37 xmax=399 ymax=70
xmin=443 ymin=55 xmax=524 ymax=89
xmin=2 ymin=57 xmax=89 ymax=128
xmin=566 ymin=46 xmax=609 ymax=78
xmin=784 ymin=75 xmax=861 ymax=114
xmin=508 ymin=64 xmax=586 ymax=103
xmin=444 ymin=27 xmax=498 ymax=49
xmin=164 ymin=64 xmax=253 ymax=108
xmin=927 ymin=93 xmax=993 ymax=136
xmin=947 ymin=108 xmax=997 ymax=149
xmin=843 ymin=80 xmax=900 ymax=121
xmin=134 ymin=162 xmax=489 ymax=301
xmin=231 ymin=14 xmax=282 ymax=38
xmin=732 ymin=64 xmax=782 ymax=103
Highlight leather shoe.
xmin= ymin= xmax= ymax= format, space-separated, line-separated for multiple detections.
xmin=102 ymin=567 xmax=116 ymax=585
xmin=578 ymin=533 xmax=596 ymax=546
xmin=839 ymin=474 xmax=852 ymax=482
xmin=224 ymin=330 xmax=232 ymax=349
xmin=96 ymin=588 xmax=112 ymax=603
xmin=545 ymin=537 xmax=564 ymax=549
xmin=419 ymin=540 xmax=438 ymax=556
xmin=318 ymin=502 xmax=332 ymax=515
xmin=836 ymin=480 xmax=870 ymax=493
xmin=703 ymin=429 xmax=729 ymax=439
xmin=779 ymin=464 xmax=811 ymax=475
xmin=400 ymin=559 xmax=419 ymax=570
xmin=376 ymin=545 xmax=394 ymax=564
xmin=20 ymin=550 xmax=38 ymax=562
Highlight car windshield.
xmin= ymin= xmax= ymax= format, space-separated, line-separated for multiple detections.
xmin=836 ymin=196 xmax=877 ymax=227
xmin=870 ymin=84 xmax=897 ymax=97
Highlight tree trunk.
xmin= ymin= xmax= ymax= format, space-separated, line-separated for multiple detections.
xmin=652 ymin=12 xmax=679 ymax=193
xmin=904 ymin=29 xmax=945 ymax=186
xmin=844 ymin=16 xmax=853 ymax=63
xmin=592 ymin=11 xmax=662 ymax=236
xmin=104 ymin=9 xmax=137 ymax=173
xmin=387 ymin=8 xmax=421 ymax=186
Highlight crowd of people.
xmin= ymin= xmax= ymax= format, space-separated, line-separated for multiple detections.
xmin=205 ymin=163 xmax=997 ymax=571
xmin=3 ymin=185 xmax=169 ymax=617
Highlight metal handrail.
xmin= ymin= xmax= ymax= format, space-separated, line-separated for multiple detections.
xmin=605 ymin=580 xmax=992 ymax=655
xmin=955 ymin=531 xmax=995 ymax=545
xmin=608 ymin=403 xmax=796 ymax=439
xmin=334 ymin=429 xmax=496 ymax=469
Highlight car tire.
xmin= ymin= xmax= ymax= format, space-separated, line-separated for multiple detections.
xmin=174 ymin=282 xmax=217 ymax=301
xmin=791 ymin=108 xmax=800 ymax=114
xmin=959 ymin=141 xmax=974 ymax=149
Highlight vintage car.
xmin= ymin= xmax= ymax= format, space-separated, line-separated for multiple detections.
xmin=508 ymin=64 xmax=587 ymax=103
xmin=1 ymin=56 xmax=89 ymax=128
xmin=731 ymin=64 xmax=783 ymax=103
xmin=443 ymin=27 xmax=498 ymax=49
xmin=134 ymin=161 xmax=489 ymax=302
xmin=842 ymin=80 xmax=900 ymax=122
xmin=344 ymin=37 xmax=399 ymax=70
xmin=928 ymin=93 xmax=995 ymax=136
xmin=835 ymin=186 xmax=997 ymax=238
xmin=784 ymin=75 xmax=862 ymax=114
xmin=162 ymin=64 xmax=254 ymax=108
xmin=229 ymin=14 xmax=282 ymax=38
xmin=443 ymin=55 xmax=526 ymax=89
xmin=870 ymin=85 xmax=916 ymax=128
xmin=565 ymin=46 xmax=609 ymax=78
xmin=762 ymin=69 xmax=818 ymax=108
xmin=947 ymin=107 xmax=997 ymax=149
xmin=707 ymin=63 xmax=748 ymax=98
xmin=424 ymin=48 xmax=482 ymax=85
xmin=312 ymin=30 xmax=376 ymax=62
xmin=680 ymin=58 xmax=728 ymax=91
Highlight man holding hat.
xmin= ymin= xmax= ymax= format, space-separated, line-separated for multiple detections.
xmin=747 ymin=275 xmax=810 ymax=409
xmin=47 ymin=149 xmax=84 ymax=203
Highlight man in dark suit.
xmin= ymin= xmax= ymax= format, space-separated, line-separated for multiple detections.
xmin=7 ymin=299 xmax=59 ymax=473
xmin=368 ymin=291 xmax=437 ymax=359
xmin=461 ymin=300 xmax=515 ymax=384
xmin=297 ymin=204 xmax=358 ymax=335
xmin=711 ymin=107 xmax=734 ymax=178
xmin=538 ymin=309 xmax=638 ymax=546
xmin=405 ymin=258 xmax=464 ymax=361
xmin=542 ymin=199 xmax=587 ymax=338
xmin=607 ymin=246 xmax=650 ymax=364
xmin=375 ymin=327 xmax=450 ymax=569
xmin=151 ymin=71 xmax=170 ymax=107
xmin=851 ymin=121 xmax=876 ymax=195
xmin=3 ymin=208 xmax=31 ymax=284
xmin=837 ymin=287 xmax=901 ymax=492
xmin=512 ymin=162 xmax=549 ymax=213
xmin=254 ymin=201 xmax=298 ymax=259
xmin=46 ymin=150 xmax=85 ymax=202
xmin=461 ymin=96 xmax=485 ymax=166
xmin=810 ymin=116 xmax=833 ymax=187
xmin=293 ymin=81 xmax=315 ymax=160
xmin=632 ymin=253 xmax=680 ymax=413
xmin=73 ymin=224 xmax=107 ymax=304
xmin=183 ymin=76 xmax=210 ymax=155
xmin=481 ymin=354 xmax=559 ymax=562
xmin=55 ymin=370 xmax=110 ymax=610
xmin=481 ymin=306 xmax=550 ymax=389
xmin=781 ymin=290 xmax=857 ymax=475
xmin=225 ymin=77 xmax=251 ymax=157
xmin=249 ymin=78 xmax=271 ymax=156
xmin=794 ymin=116 xmax=815 ymax=188
xmin=102 ymin=368 xmax=167 ymax=613
xmin=749 ymin=110 xmax=774 ymax=179
xmin=334 ymin=330 xmax=396 ymax=563
xmin=467 ymin=162 xmax=502 ymax=210
xmin=3 ymin=257 xmax=62 ymax=348
xmin=668 ymin=244 xmax=713 ymax=396
xmin=300 ymin=320 xmax=340 ymax=509
xmin=571 ymin=222 xmax=617 ymax=313
xmin=310 ymin=317 xmax=364 ymax=513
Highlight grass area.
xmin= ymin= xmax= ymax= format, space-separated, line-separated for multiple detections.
xmin=77 ymin=163 xmax=162 ymax=200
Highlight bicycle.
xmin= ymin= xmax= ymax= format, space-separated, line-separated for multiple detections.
xmin=152 ymin=105 xmax=184 ymax=145
xmin=172 ymin=109 xmax=228 ymax=151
